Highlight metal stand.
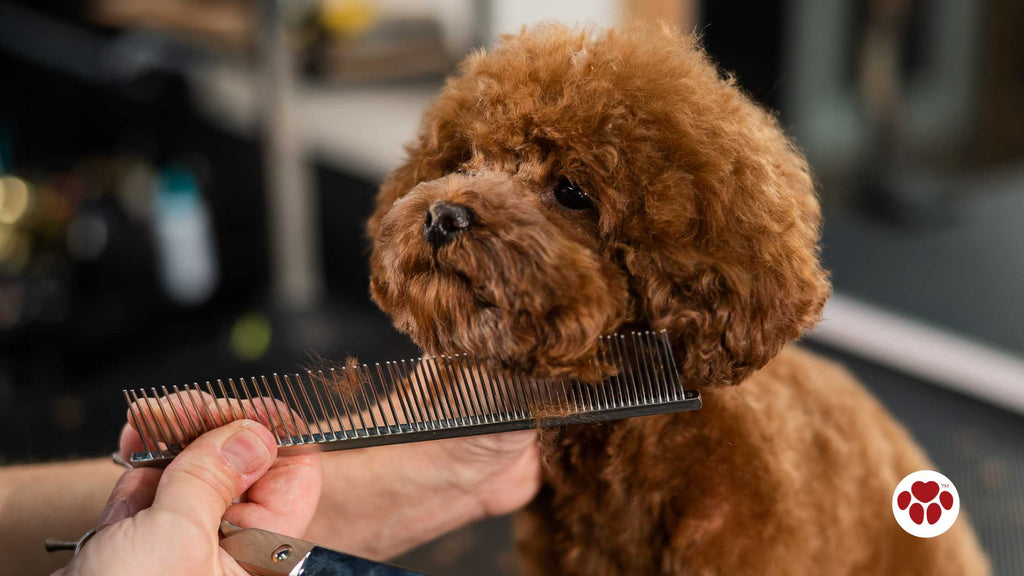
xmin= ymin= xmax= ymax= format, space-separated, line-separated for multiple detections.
xmin=259 ymin=0 xmax=322 ymax=310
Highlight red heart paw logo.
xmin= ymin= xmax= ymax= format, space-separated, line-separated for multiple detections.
xmin=911 ymin=480 xmax=940 ymax=503
xmin=894 ymin=471 xmax=960 ymax=537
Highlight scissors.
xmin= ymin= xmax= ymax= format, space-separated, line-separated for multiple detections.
xmin=217 ymin=521 xmax=426 ymax=576
xmin=46 ymin=514 xmax=426 ymax=575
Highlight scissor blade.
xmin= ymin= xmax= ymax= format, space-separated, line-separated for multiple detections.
xmin=220 ymin=523 xmax=311 ymax=576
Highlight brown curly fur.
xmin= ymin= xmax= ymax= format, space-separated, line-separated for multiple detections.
xmin=368 ymin=24 xmax=989 ymax=575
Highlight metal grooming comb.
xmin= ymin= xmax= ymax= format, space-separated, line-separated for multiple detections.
xmin=124 ymin=330 xmax=701 ymax=468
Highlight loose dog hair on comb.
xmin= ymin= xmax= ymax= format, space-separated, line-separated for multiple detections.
xmin=123 ymin=330 xmax=701 ymax=468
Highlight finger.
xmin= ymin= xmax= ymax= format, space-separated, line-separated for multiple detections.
xmin=127 ymin=388 xmax=304 ymax=446
xmin=126 ymin=388 xmax=216 ymax=447
xmin=207 ymin=393 xmax=307 ymax=439
xmin=201 ymin=377 xmax=310 ymax=438
xmin=95 ymin=467 xmax=163 ymax=530
xmin=151 ymin=420 xmax=277 ymax=532
xmin=118 ymin=423 xmax=147 ymax=462
xmin=223 ymin=452 xmax=323 ymax=538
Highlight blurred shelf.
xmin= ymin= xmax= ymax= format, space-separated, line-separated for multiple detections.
xmin=820 ymin=164 xmax=1024 ymax=358
xmin=808 ymin=293 xmax=1024 ymax=415
xmin=188 ymin=62 xmax=438 ymax=181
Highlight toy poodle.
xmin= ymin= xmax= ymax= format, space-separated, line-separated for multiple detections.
xmin=367 ymin=23 xmax=989 ymax=575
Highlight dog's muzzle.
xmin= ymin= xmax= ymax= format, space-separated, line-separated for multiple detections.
xmin=424 ymin=201 xmax=473 ymax=248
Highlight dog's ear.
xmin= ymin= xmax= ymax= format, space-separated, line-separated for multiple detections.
xmin=631 ymin=251 xmax=828 ymax=387
xmin=626 ymin=150 xmax=831 ymax=387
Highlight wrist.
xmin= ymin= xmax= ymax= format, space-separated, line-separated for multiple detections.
xmin=428 ymin=430 xmax=542 ymax=517
xmin=305 ymin=431 xmax=540 ymax=560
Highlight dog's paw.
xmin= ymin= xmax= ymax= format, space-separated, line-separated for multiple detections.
xmin=896 ymin=481 xmax=954 ymax=525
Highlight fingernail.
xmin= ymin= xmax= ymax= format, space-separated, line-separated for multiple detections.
xmin=222 ymin=426 xmax=272 ymax=475
xmin=97 ymin=498 xmax=130 ymax=528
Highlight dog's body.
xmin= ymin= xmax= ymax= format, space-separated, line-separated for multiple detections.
xmin=368 ymin=24 xmax=989 ymax=575
xmin=518 ymin=346 xmax=988 ymax=575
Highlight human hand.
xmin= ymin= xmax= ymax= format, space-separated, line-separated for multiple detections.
xmin=53 ymin=419 xmax=322 ymax=576
xmin=75 ymin=384 xmax=541 ymax=564
xmin=306 ymin=427 xmax=541 ymax=559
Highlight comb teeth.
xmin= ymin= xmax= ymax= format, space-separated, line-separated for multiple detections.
xmin=124 ymin=330 xmax=701 ymax=467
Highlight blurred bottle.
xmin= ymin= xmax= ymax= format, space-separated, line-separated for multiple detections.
xmin=152 ymin=164 xmax=218 ymax=305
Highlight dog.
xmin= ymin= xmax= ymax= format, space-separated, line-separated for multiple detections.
xmin=367 ymin=24 xmax=989 ymax=575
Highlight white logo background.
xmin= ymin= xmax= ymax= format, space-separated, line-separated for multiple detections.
xmin=892 ymin=470 xmax=960 ymax=538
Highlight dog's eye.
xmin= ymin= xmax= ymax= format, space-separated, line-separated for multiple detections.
xmin=553 ymin=177 xmax=594 ymax=210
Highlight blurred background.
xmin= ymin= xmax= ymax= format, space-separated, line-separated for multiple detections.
xmin=0 ymin=0 xmax=1021 ymax=573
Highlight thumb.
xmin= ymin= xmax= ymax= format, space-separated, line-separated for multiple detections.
xmin=151 ymin=420 xmax=277 ymax=531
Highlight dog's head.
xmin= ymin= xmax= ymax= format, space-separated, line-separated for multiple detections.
xmin=368 ymin=24 xmax=830 ymax=386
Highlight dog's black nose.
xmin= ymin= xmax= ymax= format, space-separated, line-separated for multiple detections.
xmin=424 ymin=202 xmax=473 ymax=248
